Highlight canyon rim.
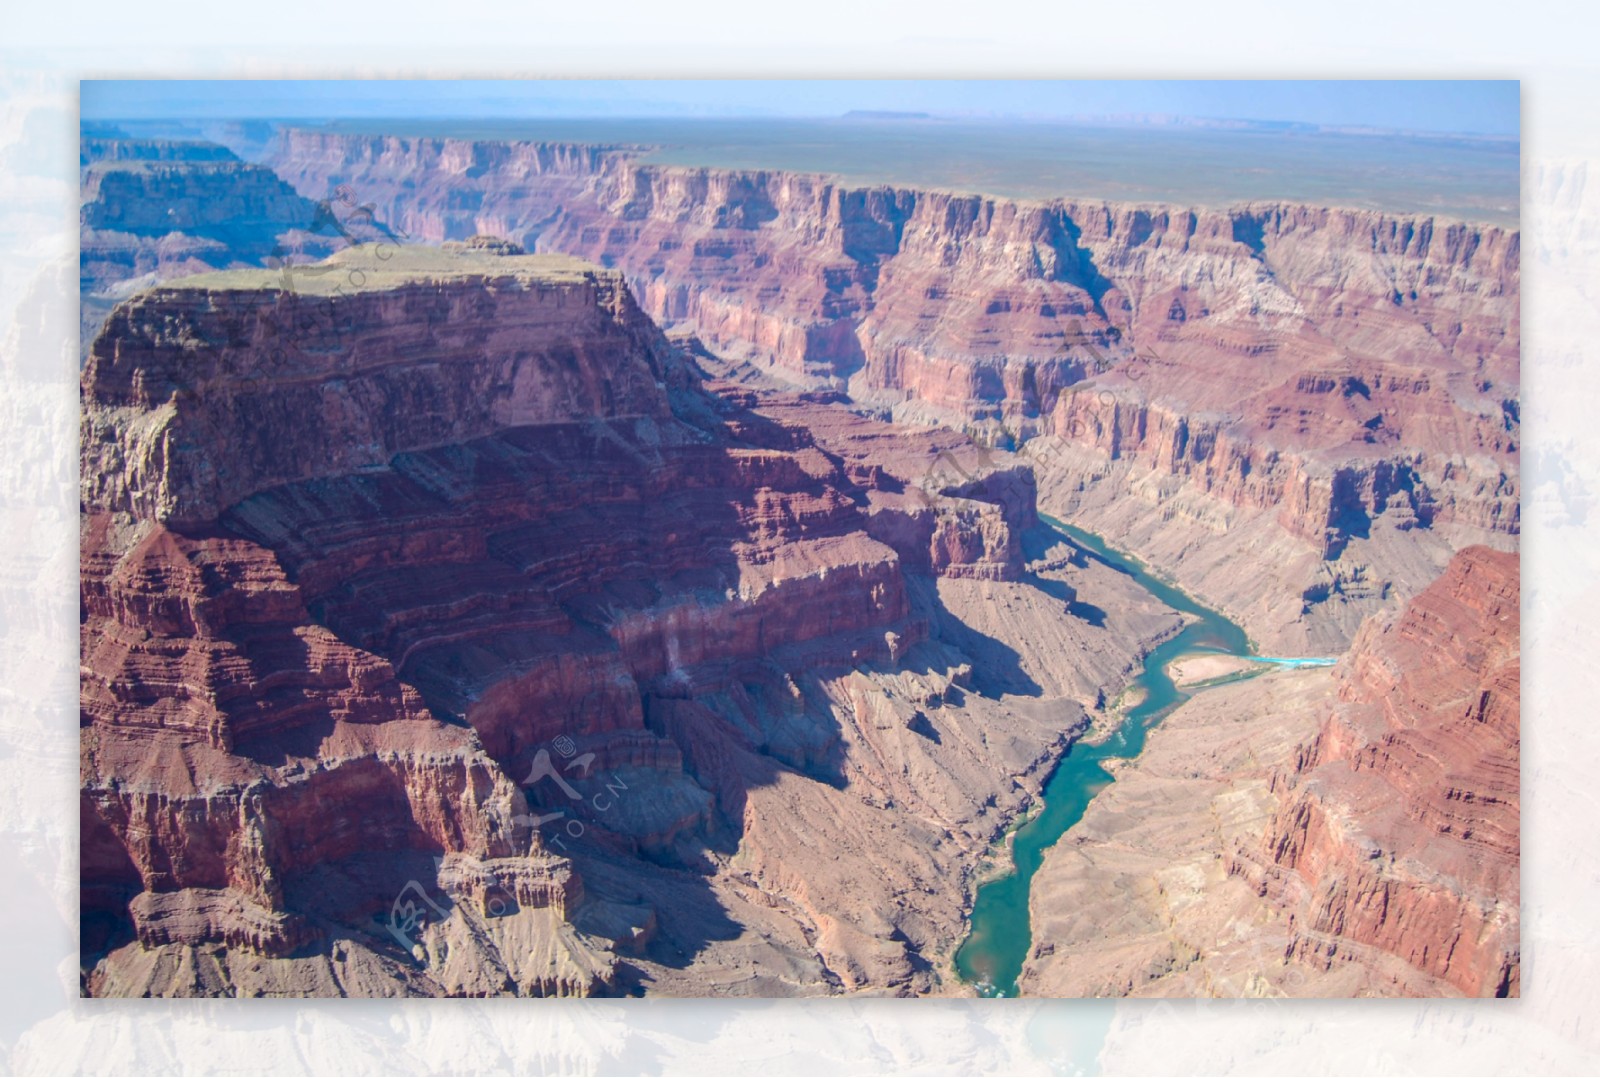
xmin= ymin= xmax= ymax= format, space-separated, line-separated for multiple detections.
xmin=78 ymin=82 xmax=1520 ymax=998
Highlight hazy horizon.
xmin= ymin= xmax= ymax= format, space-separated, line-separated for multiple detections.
xmin=81 ymin=79 xmax=1520 ymax=139
xmin=84 ymin=112 xmax=1520 ymax=226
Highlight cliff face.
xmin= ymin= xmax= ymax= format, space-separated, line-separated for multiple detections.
xmin=82 ymin=243 xmax=1119 ymax=997
xmin=1016 ymin=546 xmax=1519 ymax=999
xmin=266 ymin=131 xmax=612 ymax=246
xmin=79 ymin=137 xmax=355 ymax=366
xmin=79 ymin=249 xmax=688 ymax=996
xmin=81 ymin=160 xmax=318 ymax=241
xmin=79 ymin=138 xmax=333 ymax=280
xmin=261 ymin=132 xmax=1519 ymax=649
xmin=78 ymin=507 xmax=609 ymax=995
xmin=80 ymin=138 xmax=239 ymax=167
xmin=81 ymin=249 xmax=678 ymax=526
xmin=1252 ymin=545 xmax=1520 ymax=996
xmin=82 ymin=129 xmax=1521 ymax=998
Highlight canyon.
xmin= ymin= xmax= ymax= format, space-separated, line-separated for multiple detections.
xmin=1015 ymin=544 xmax=1519 ymax=997
xmin=264 ymin=129 xmax=1520 ymax=654
xmin=80 ymin=241 xmax=1181 ymax=996
xmin=79 ymin=127 xmax=1520 ymax=998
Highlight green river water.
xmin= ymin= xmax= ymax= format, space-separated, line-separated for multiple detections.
xmin=952 ymin=516 xmax=1330 ymax=997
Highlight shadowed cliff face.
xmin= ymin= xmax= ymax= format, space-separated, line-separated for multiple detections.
xmin=261 ymin=130 xmax=1520 ymax=650
xmin=81 ymin=244 xmax=1142 ymax=998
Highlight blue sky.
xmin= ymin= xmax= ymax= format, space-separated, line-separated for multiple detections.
xmin=81 ymin=79 xmax=1519 ymax=137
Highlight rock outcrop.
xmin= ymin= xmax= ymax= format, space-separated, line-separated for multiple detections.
xmin=1016 ymin=547 xmax=1519 ymax=997
xmin=81 ymin=243 xmax=1169 ymax=997
xmin=1253 ymin=545 xmax=1520 ymax=996
xmin=78 ymin=135 xmax=382 ymax=362
xmin=80 ymin=127 xmax=1521 ymax=1000
xmin=81 ymin=248 xmax=679 ymax=526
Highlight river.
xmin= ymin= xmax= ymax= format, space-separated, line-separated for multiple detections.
xmin=952 ymin=516 xmax=1331 ymax=997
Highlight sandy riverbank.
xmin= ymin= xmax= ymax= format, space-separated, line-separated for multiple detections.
xmin=1166 ymin=652 xmax=1260 ymax=687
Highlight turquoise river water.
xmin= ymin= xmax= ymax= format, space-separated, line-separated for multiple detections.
xmin=952 ymin=516 xmax=1332 ymax=997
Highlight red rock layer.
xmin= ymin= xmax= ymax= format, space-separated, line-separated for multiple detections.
xmin=565 ymin=171 xmax=1520 ymax=556
xmin=81 ymin=252 xmax=680 ymax=526
xmin=1029 ymin=394 xmax=1516 ymax=556
xmin=262 ymin=131 xmax=1519 ymax=600
xmin=1243 ymin=546 xmax=1520 ymax=996
xmin=78 ymin=513 xmax=586 ymax=989
xmin=78 ymin=136 xmax=352 ymax=362
xmin=80 ymin=246 xmax=1033 ymax=996
xmin=221 ymin=419 xmax=922 ymax=803
xmin=700 ymin=371 xmax=1037 ymax=582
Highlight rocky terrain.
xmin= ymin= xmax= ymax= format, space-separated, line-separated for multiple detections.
xmin=78 ymin=135 xmax=375 ymax=362
xmin=77 ymin=127 xmax=1521 ymax=1000
xmin=262 ymin=129 xmax=1521 ymax=652
xmin=80 ymin=243 xmax=1180 ymax=996
xmin=1016 ymin=545 xmax=1519 ymax=997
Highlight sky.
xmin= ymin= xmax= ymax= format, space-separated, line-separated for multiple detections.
xmin=80 ymin=80 xmax=1520 ymax=137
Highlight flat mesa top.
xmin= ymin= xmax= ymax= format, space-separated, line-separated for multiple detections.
xmin=170 ymin=243 xmax=606 ymax=295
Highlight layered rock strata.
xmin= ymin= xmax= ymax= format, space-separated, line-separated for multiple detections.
xmin=79 ymin=136 xmax=379 ymax=361
xmin=1254 ymin=545 xmax=1520 ymax=997
xmin=1016 ymin=546 xmax=1519 ymax=997
xmin=261 ymin=130 xmax=1520 ymax=649
xmin=82 ymin=244 xmax=1165 ymax=996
